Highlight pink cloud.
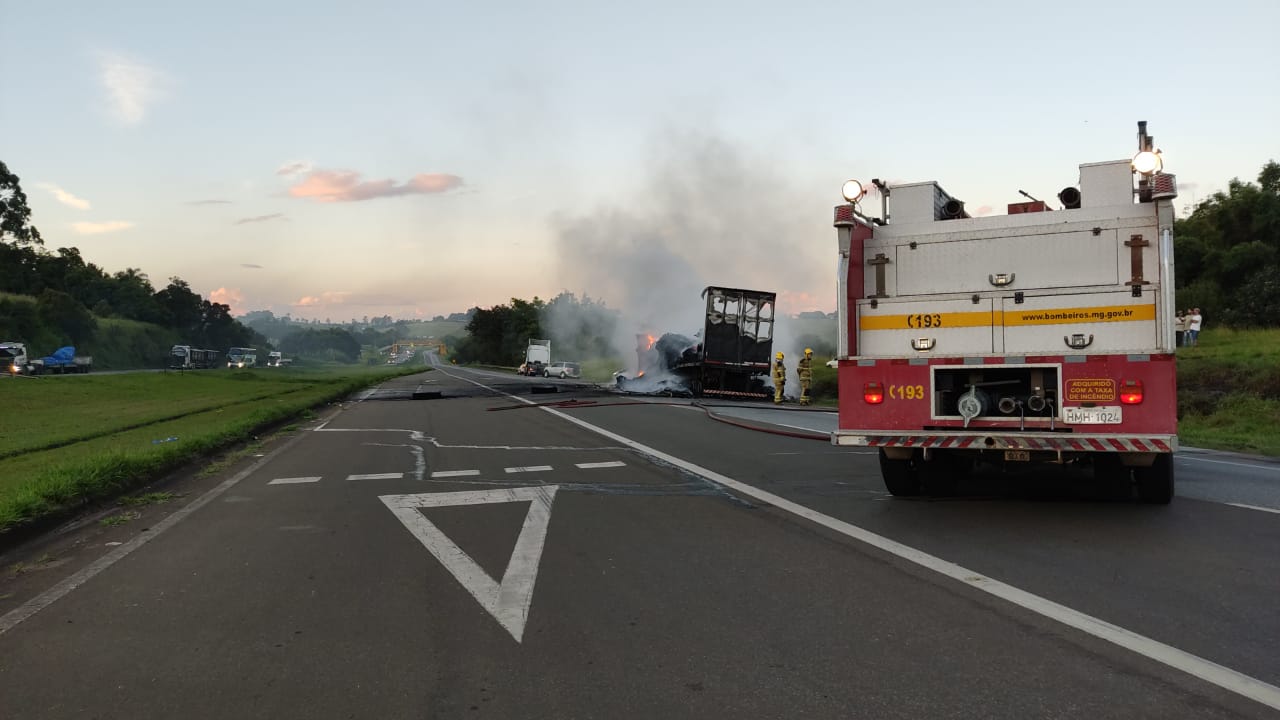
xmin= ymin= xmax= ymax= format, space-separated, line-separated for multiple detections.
xmin=287 ymin=169 xmax=463 ymax=203
xmin=292 ymin=291 xmax=350 ymax=307
xmin=209 ymin=287 xmax=245 ymax=315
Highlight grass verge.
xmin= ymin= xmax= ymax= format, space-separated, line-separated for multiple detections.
xmin=0 ymin=365 xmax=424 ymax=532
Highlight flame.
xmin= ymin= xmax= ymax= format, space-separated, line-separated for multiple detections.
xmin=637 ymin=371 xmax=646 ymax=378
xmin=646 ymin=334 xmax=656 ymax=350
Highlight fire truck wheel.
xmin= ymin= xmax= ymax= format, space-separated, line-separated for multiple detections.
xmin=920 ymin=452 xmax=967 ymax=496
xmin=1092 ymin=454 xmax=1132 ymax=499
xmin=1135 ymin=453 xmax=1174 ymax=505
xmin=879 ymin=449 xmax=922 ymax=497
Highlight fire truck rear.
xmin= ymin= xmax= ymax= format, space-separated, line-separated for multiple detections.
xmin=831 ymin=122 xmax=1178 ymax=503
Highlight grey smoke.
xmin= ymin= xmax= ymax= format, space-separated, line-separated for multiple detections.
xmin=550 ymin=128 xmax=833 ymax=368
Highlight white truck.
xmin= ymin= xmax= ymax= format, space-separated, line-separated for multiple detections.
xmin=831 ymin=121 xmax=1178 ymax=503
xmin=1 ymin=341 xmax=30 ymax=375
xmin=522 ymin=339 xmax=551 ymax=376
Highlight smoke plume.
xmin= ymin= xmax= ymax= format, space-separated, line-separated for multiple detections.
xmin=550 ymin=128 xmax=832 ymax=368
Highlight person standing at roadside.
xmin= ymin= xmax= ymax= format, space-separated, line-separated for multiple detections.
xmin=1174 ymin=310 xmax=1187 ymax=348
xmin=1187 ymin=307 xmax=1203 ymax=347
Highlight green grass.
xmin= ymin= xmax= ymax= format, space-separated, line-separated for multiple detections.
xmin=99 ymin=510 xmax=141 ymax=527
xmin=0 ymin=364 xmax=425 ymax=531
xmin=118 ymin=491 xmax=179 ymax=507
xmin=1175 ymin=328 xmax=1280 ymax=454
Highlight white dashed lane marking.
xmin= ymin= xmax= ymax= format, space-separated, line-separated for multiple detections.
xmin=270 ymin=462 xmax=632 ymax=485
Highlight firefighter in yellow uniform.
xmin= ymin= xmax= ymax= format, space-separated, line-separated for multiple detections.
xmin=772 ymin=351 xmax=786 ymax=404
xmin=797 ymin=347 xmax=813 ymax=406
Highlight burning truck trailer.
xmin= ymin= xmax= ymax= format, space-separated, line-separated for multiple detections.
xmin=614 ymin=286 xmax=777 ymax=399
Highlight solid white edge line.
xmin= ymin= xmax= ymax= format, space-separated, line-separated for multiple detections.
xmin=575 ymin=461 xmax=627 ymax=469
xmin=268 ymin=476 xmax=322 ymax=485
xmin=0 ymin=412 xmax=325 ymax=636
xmin=1180 ymin=455 xmax=1280 ymax=472
xmin=431 ymin=363 xmax=1280 ymax=713
xmin=504 ymin=466 xmax=553 ymax=474
xmin=346 ymin=472 xmax=405 ymax=481
xmin=431 ymin=470 xmax=482 ymax=478
xmin=1225 ymin=503 xmax=1280 ymax=515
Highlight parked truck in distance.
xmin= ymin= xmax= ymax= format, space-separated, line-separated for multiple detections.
xmin=2 ymin=341 xmax=30 ymax=375
xmin=520 ymin=339 xmax=551 ymax=376
xmin=226 ymin=347 xmax=258 ymax=369
xmin=170 ymin=345 xmax=222 ymax=370
xmin=27 ymin=346 xmax=93 ymax=375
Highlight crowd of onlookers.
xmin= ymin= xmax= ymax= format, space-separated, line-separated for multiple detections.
xmin=1174 ymin=308 xmax=1203 ymax=348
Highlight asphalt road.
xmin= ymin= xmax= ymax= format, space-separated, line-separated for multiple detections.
xmin=0 ymin=362 xmax=1277 ymax=719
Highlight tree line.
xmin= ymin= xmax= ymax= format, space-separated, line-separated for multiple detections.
xmin=0 ymin=161 xmax=263 ymax=359
xmin=1174 ymin=161 xmax=1280 ymax=326
xmin=448 ymin=293 xmax=619 ymax=365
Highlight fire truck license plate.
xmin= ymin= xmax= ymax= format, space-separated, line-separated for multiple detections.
xmin=1063 ymin=406 xmax=1123 ymax=424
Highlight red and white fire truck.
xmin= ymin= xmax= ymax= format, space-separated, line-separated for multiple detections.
xmin=831 ymin=122 xmax=1178 ymax=503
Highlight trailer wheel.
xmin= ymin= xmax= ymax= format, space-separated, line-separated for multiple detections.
xmin=1135 ymin=453 xmax=1174 ymax=505
xmin=879 ymin=449 xmax=922 ymax=497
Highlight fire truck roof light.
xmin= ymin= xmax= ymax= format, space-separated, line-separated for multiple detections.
xmin=1132 ymin=150 xmax=1163 ymax=177
xmin=842 ymin=179 xmax=866 ymax=203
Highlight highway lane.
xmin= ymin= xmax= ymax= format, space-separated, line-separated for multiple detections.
xmin=0 ymin=366 xmax=1276 ymax=718
xmin=709 ymin=403 xmax=1280 ymax=513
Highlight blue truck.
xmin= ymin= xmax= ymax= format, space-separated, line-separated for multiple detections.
xmin=27 ymin=346 xmax=93 ymax=375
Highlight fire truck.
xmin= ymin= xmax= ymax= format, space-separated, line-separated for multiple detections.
xmin=830 ymin=122 xmax=1178 ymax=503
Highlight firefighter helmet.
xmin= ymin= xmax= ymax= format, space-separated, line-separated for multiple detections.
xmin=776 ymin=351 xmax=784 ymax=360
xmin=804 ymin=348 xmax=813 ymax=355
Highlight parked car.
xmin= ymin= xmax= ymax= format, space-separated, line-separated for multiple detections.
xmin=542 ymin=361 xmax=581 ymax=379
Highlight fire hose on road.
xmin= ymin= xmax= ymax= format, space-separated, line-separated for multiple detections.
xmin=486 ymin=397 xmax=832 ymax=442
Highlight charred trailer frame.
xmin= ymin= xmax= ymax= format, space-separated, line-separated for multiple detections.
xmin=674 ymin=286 xmax=777 ymax=398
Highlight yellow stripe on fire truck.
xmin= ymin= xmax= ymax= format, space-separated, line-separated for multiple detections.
xmin=860 ymin=304 xmax=1155 ymax=331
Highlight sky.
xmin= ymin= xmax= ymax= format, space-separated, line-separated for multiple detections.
xmin=2 ymin=0 xmax=1277 ymax=324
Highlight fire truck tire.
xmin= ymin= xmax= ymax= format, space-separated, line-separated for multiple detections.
xmin=920 ymin=452 xmax=966 ymax=496
xmin=879 ymin=449 xmax=922 ymax=497
xmin=1135 ymin=453 xmax=1174 ymax=505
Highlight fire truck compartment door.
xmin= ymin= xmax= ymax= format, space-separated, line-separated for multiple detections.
xmin=1001 ymin=290 xmax=1159 ymax=355
xmin=857 ymin=298 xmax=996 ymax=357
xmin=894 ymin=229 xmax=1120 ymax=296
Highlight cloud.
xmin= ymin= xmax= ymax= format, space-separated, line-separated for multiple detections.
xmin=290 ymin=291 xmax=416 ymax=308
xmin=187 ymin=199 xmax=232 ymax=205
xmin=293 ymin=291 xmax=351 ymax=307
xmin=240 ymin=263 xmax=263 ymax=269
xmin=234 ymin=213 xmax=286 ymax=225
xmin=99 ymin=52 xmax=161 ymax=125
xmin=36 ymin=183 xmax=91 ymax=210
xmin=972 ymin=205 xmax=995 ymax=217
xmin=286 ymin=169 xmax=463 ymax=203
xmin=276 ymin=161 xmax=312 ymax=176
xmin=71 ymin=220 xmax=134 ymax=235
xmin=209 ymin=287 xmax=245 ymax=314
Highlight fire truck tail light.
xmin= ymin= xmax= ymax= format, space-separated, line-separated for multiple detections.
xmin=1120 ymin=379 xmax=1144 ymax=405
xmin=864 ymin=382 xmax=884 ymax=404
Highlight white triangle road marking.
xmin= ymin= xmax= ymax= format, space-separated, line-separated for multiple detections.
xmin=379 ymin=486 xmax=558 ymax=643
